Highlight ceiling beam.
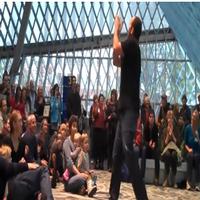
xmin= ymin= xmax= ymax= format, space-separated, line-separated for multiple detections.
xmin=0 ymin=28 xmax=175 ymax=59
xmin=9 ymin=2 xmax=32 ymax=78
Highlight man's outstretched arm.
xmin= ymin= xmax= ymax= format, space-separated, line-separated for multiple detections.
xmin=113 ymin=16 xmax=123 ymax=67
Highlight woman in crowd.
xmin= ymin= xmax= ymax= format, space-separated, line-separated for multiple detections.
xmin=143 ymin=111 xmax=160 ymax=185
xmin=184 ymin=109 xmax=200 ymax=191
xmin=35 ymin=86 xmax=46 ymax=122
xmin=50 ymin=84 xmax=61 ymax=133
xmin=92 ymin=94 xmax=107 ymax=169
xmin=62 ymin=115 xmax=88 ymax=195
xmin=14 ymin=86 xmax=25 ymax=119
xmin=106 ymin=89 xmax=118 ymax=171
xmin=62 ymin=115 xmax=80 ymax=168
xmin=8 ymin=110 xmax=25 ymax=163
xmin=161 ymin=110 xmax=180 ymax=187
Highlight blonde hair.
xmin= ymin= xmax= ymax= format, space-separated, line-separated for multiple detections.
xmin=74 ymin=132 xmax=81 ymax=141
xmin=81 ymin=133 xmax=89 ymax=147
xmin=0 ymin=145 xmax=12 ymax=160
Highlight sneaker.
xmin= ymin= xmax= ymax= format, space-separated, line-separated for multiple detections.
xmin=186 ymin=181 xmax=193 ymax=191
xmin=88 ymin=185 xmax=97 ymax=197
xmin=195 ymin=184 xmax=200 ymax=191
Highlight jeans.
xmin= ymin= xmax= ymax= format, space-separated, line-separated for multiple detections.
xmin=109 ymin=110 xmax=148 ymax=200
xmin=64 ymin=174 xmax=86 ymax=194
xmin=162 ymin=149 xmax=177 ymax=178
xmin=8 ymin=166 xmax=53 ymax=200
xmin=187 ymin=152 xmax=200 ymax=185
xmin=134 ymin=145 xmax=160 ymax=180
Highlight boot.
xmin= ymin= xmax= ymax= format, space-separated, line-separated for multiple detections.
xmin=87 ymin=178 xmax=97 ymax=197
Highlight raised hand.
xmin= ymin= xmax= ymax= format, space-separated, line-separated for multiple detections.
xmin=114 ymin=16 xmax=122 ymax=34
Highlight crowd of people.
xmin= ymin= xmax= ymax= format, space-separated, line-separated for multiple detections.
xmin=89 ymin=90 xmax=200 ymax=191
xmin=0 ymin=71 xmax=96 ymax=199
xmin=0 ymin=66 xmax=200 ymax=199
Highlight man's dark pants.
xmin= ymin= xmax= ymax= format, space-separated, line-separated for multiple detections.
xmin=109 ymin=109 xmax=148 ymax=200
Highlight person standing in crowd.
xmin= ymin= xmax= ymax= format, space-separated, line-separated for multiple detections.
xmin=109 ymin=15 xmax=148 ymax=200
xmin=0 ymin=71 xmax=10 ymax=102
xmin=67 ymin=83 xmax=81 ymax=119
xmin=179 ymin=94 xmax=191 ymax=127
xmin=106 ymin=89 xmax=118 ymax=171
xmin=35 ymin=86 xmax=46 ymax=122
xmin=28 ymin=80 xmax=37 ymax=114
xmin=92 ymin=94 xmax=107 ymax=170
xmin=50 ymin=84 xmax=61 ymax=133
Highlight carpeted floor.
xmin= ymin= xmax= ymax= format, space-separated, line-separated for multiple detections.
xmin=52 ymin=170 xmax=200 ymax=200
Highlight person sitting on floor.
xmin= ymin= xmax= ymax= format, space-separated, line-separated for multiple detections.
xmin=77 ymin=133 xmax=97 ymax=197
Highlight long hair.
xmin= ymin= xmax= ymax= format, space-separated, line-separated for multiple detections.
xmin=9 ymin=110 xmax=21 ymax=134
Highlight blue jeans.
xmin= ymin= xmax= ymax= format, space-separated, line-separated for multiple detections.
xmin=64 ymin=174 xmax=86 ymax=194
xmin=109 ymin=110 xmax=148 ymax=200
xmin=187 ymin=152 xmax=200 ymax=185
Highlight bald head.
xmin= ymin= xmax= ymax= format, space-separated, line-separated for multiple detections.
xmin=128 ymin=16 xmax=142 ymax=40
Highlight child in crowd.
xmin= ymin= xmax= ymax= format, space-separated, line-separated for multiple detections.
xmin=77 ymin=133 xmax=97 ymax=197
xmin=74 ymin=132 xmax=82 ymax=149
xmin=73 ymin=132 xmax=82 ymax=166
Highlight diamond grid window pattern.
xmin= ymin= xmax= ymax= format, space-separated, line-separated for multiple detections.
xmin=0 ymin=2 xmax=199 ymax=112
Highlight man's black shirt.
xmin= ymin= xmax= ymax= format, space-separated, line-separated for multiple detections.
xmin=119 ymin=36 xmax=141 ymax=112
